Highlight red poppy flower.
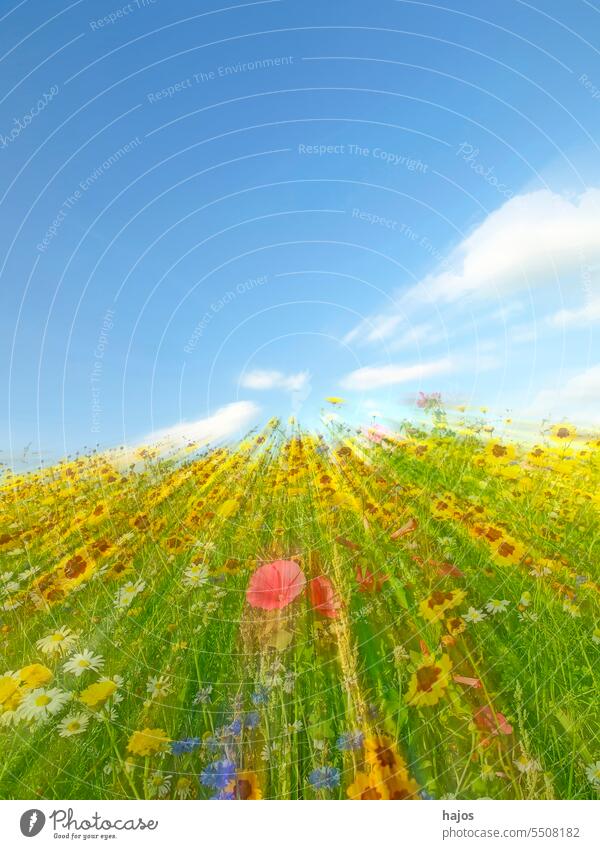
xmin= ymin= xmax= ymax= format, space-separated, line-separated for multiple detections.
xmin=246 ymin=560 xmax=306 ymax=610
xmin=308 ymin=575 xmax=340 ymax=618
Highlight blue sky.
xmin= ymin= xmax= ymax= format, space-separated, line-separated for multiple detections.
xmin=1 ymin=0 xmax=599 ymax=462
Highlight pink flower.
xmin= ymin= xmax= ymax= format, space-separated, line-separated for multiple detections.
xmin=416 ymin=391 xmax=442 ymax=410
xmin=361 ymin=424 xmax=391 ymax=444
xmin=474 ymin=705 xmax=513 ymax=736
xmin=246 ymin=560 xmax=306 ymax=610
xmin=308 ymin=576 xmax=340 ymax=619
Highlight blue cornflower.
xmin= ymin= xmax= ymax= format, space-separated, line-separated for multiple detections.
xmin=200 ymin=758 xmax=236 ymax=790
xmin=170 ymin=737 xmax=201 ymax=755
xmin=212 ymin=789 xmax=235 ymax=800
xmin=244 ymin=711 xmax=260 ymax=729
xmin=227 ymin=718 xmax=243 ymax=736
xmin=336 ymin=730 xmax=364 ymax=751
xmin=251 ymin=686 xmax=269 ymax=706
xmin=308 ymin=766 xmax=340 ymax=790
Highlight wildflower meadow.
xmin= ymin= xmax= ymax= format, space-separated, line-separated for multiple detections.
xmin=0 ymin=405 xmax=598 ymax=801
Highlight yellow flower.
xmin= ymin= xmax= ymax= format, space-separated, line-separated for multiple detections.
xmin=419 ymin=589 xmax=466 ymax=623
xmin=406 ymin=654 xmax=452 ymax=708
xmin=0 ymin=673 xmax=20 ymax=704
xmin=79 ymin=679 xmax=117 ymax=708
xmin=550 ymin=423 xmax=576 ymax=441
xmin=491 ymin=537 xmax=526 ymax=566
xmin=18 ymin=664 xmax=53 ymax=689
xmin=446 ymin=616 xmax=466 ymax=637
xmin=387 ymin=772 xmax=420 ymax=799
xmin=431 ymin=494 xmax=456 ymax=520
xmin=485 ymin=441 xmax=516 ymax=464
xmin=127 ymin=727 xmax=170 ymax=757
xmin=325 ymin=397 xmax=345 ymax=405
xmin=217 ymin=499 xmax=238 ymax=519
xmin=226 ymin=771 xmax=262 ymax=800
xmin=347 ymin=770 xmax=389 ymax=800
xmin=364 ymin=735 xmax=407 ymax=776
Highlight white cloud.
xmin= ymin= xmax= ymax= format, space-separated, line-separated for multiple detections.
xmin=527 ymin=363 xmax=600 ymax=424
xmin=342 ymin=188 xmax=600 ymax=346
xmin=141 ymin=401 xmax=260 ymax=447
xmin=340 ymin=358 xmax=454 ymax=390
xmin=419 ymin=188 xmax=600 ymax=302
xmin=240 ymin=369 xmax=310 ymax=392
xmin=547 ymin=296 xmax=600 ymax=328
xmin=343 ymin=313 xmax=404 ymax=345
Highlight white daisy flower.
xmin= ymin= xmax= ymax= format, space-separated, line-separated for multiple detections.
xmin=182 ymin=563 xmax=210 ymax=588
xmin=485 ymin=599 xmax=509 ymax=615
xmin=514 ymin=754 xmax=541 ymax=774
xmin=63 ymin=650 xmax=104 ymax=677
xmin=115 ymin=579 xmax=146 ymax=609
xmin=174 ymin=777 xmax=193 ymax=799
xmin=518 ymin=611 xmax=539 ymax=623
xmin=585 ymin=761 xmax=600 ymax=789
xmin=146 ymin=675 xmax=172 ymax=700
xmin=464 ymin=606 xmax=487 ymax=624
xmin=17 ymin=687 xmax=71 ymax=722
xmin=58 ymin=712 xmax=90 ymax=737
xmin=147 ymin=771 xmax=171 ymax=798
xmin=36 ymin=625 xmax=79 ymax=656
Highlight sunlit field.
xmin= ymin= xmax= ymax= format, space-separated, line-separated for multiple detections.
xmin=1 ymin=405 xmax=599 ymax=800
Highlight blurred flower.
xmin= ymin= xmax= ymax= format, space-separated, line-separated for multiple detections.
xmin=309 ymin=766 xmax=340 ymax=790
xmin=170 ymin=737 xmax=200 ymax=755
xmin=308 ymin=575 xmax=341 ymax=618
xmin=585 ymin=762 xmax=600 ymax=789
xmin=336 ymin=730 xmax=364 ymax=751
xmin=226 ymin=771 xmax=262 ymax=800
xmin=201 ymin=759 xmax=236 ymax=790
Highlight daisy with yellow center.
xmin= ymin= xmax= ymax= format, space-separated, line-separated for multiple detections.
xmin=36 ymin=625 xmax=79 ymax=656
xmin=174 ymin=777 xmax=195 ymax=799
xmin=58 ymin=712 xmax=90 ymax=737
xmin=17 ymin=687 xmax=71 ymax=722
xmin=63 ymin=650 xmax=104 ymax=677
